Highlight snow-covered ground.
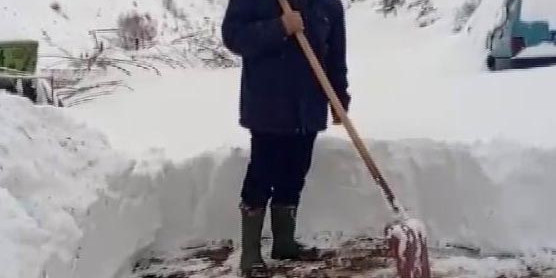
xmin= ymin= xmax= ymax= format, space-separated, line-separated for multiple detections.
xmin=3 ymin=0 xmax=556 ymax=277
xmin=0 ymin=0 xmax=225 ymax=54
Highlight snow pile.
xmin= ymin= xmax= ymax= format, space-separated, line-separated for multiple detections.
xmin=0 ymin=93 xmax=161 ymax=278
xmin=0 ymin=187 xmax=48 ymax=278
xmin=0 ymin=93 xmax=114 ymax=277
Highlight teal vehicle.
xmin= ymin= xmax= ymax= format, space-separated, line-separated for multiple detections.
xmin=487 ymin=0 xmax=556 ymax=70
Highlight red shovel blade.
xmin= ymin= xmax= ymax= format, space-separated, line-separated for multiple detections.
xmin=385 ymin=220 xmax=431 ymax=278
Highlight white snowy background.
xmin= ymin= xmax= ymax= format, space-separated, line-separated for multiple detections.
xmin=1 ymin=0 xmax=556 ymax=277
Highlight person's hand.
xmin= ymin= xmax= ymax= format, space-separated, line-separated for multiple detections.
xmin=281 ymin=11 xmax=304 ymax=36
xmin=332 ymin=109 xmax=342 ymax=125
xmin=332 ymin=95 xmax=350 ymax=125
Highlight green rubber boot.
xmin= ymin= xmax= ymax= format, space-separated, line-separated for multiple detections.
xmin=270 ymin=206 xmax=319 ymax=261
xmin=240 ymin=206 xmax=269 ymax=277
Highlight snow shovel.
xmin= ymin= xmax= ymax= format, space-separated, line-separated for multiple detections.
xmin=277 ymin=0 xmax=431 ymax=277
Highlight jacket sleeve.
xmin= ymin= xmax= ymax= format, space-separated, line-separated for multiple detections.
xmin=326 ymin=0 xmax=351 ymax=111
xmin=222 ymin=0 xmax=288 ymax=58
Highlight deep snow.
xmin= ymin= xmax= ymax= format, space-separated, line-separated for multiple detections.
xmin=3 ymin=0 xmax=556 ymax=277
xmin=0 ymin=93 xmax=138 ymax=278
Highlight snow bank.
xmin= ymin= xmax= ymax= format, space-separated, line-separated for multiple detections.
xmin=0 ymin=187 xmax=48 ymax=278
xmin=126 ymin=137 xmax=556 ymax=256
xmin=0 ymin=93 xmax=161 ymax=278
xmin=299 ymin=138 xmax=556 ymax=253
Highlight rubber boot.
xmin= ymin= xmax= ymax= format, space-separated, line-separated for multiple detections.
xmin=240 ymin=205 xmax=269 ymax=277
xmin=270 ymin=206 xmax=319 ymax=261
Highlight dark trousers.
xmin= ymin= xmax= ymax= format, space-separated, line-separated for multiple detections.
xmin=241 ymin=131 xmax=318 ymax=208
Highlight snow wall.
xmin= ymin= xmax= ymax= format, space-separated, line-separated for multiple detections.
xmin=2 ymin=93 xmax=556 ymax=278
xmin=148 ymin=137 xmax=556 ymax=255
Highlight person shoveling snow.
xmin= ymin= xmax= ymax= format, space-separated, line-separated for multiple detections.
xmin=222 ymin=0 xmax=430 ymax=277
xmin=222 ymin=0 xmax=350 ymax=276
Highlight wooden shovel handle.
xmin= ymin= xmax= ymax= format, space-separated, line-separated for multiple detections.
xmin=278 ymin=0 xmax=400 ymax=214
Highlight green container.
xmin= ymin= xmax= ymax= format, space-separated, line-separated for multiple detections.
xmin=0 ymin=40 xmax=38 ymax=74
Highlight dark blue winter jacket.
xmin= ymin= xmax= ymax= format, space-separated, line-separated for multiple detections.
xmin=222 ymin=0 xmax=350 ymax=133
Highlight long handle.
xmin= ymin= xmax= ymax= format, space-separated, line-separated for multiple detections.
xmin=278 ymin=0 xmax=402 ymax=214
